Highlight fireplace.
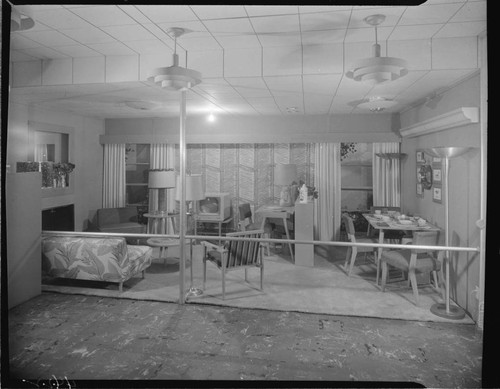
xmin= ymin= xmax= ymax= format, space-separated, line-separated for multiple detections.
xmin=42 ymin=204 xmax=74 ymax=231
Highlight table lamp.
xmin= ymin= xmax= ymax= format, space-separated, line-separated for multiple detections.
xmin=176 ymin=174 xmax=205 ymax=298
xmin=148 ymin=169 xmax=176 ymax=214
xmin=275 ymin=164 xmax=297 ymax=207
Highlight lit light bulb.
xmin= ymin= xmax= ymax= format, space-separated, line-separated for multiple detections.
xmin=207 ymin=113 xmax=215 ymax=122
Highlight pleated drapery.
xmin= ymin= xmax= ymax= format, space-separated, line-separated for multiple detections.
xmin=150 ymin=143 xmax=176 ymax=233
xmin=102 ymin=144 xmax=126 ymax=208
xmin=372 ymin=142 xmax=401 ymax=207
xmin=314 ymin=143 xmax=342 ymax=243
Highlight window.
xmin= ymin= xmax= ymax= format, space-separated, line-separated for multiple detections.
xmin=341 ymin=143 xmax=373 ymax=211
xmin=125 ymin=144 xmax=150 ymax=206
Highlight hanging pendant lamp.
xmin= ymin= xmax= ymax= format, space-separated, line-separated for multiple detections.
xmin=346 ymin=14 xmax=408 ymax=85
xmin=147 ymin=28 xmax=202 ymax=91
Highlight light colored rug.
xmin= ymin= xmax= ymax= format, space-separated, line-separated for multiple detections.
xmin=42 ymin=244 xmax=474 ymax=324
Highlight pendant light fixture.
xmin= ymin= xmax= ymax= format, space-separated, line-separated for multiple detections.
xmin=147 ymin=28 xmax=202 ymax=91
xmin=346 ymin=14 xmax=408 ymax=84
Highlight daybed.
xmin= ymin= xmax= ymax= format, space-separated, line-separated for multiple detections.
xmin=93 ymin=207 xmax=146 ymax=234
xmin=42 ymin=235 xmax=153 ymax=291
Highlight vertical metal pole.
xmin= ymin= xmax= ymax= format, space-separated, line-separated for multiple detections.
xmin=178 ymin=90 xmax=186 ymax=304
xmin=443 ymin=157 xmax=450 ymax=313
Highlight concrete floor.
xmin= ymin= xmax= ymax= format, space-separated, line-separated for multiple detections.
xmin=7 ymin=292 xmax=483 ymax=387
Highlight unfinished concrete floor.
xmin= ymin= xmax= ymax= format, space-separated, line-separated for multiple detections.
xmin=6 ymin=292 xmax=482 ymax=387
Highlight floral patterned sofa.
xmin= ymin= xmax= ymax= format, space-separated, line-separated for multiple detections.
xmin=42 ymin=235 xmax=153 ymax=292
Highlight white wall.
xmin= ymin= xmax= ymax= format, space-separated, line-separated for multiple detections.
xmin=6 ymin=102 xmax=105 ymax=231
xmin=400 ymin=73 xmax=482 ymax=321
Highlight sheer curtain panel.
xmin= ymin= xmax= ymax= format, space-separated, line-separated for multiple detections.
xmin=372 ymin=142 xmax=401 ymax=207
xmin=103 ymin=144 xmax=126 ymax=208
xmin=314 ymin=143 xmax=342 ymax=243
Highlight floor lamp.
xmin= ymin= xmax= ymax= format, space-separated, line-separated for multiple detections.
xmin=428 ymin=147 xmax=471 ymax=320
xmin=176 ymin=174 xmax=205 ymax=298
xmin=147 ymin=27 xmax=202 ymax=304
xmin=148 ymin=169 xmax=176 ymax=215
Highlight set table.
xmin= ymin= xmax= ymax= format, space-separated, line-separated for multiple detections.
xmin=363 ymin=213 xmax=441 ymax=284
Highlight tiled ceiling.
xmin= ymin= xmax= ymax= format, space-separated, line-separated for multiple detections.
xmin=7 ymin=1 xmax=487 ymax=119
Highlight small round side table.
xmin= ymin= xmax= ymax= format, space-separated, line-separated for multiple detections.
xmin=147 ymin=237 xmax=182 ymax=266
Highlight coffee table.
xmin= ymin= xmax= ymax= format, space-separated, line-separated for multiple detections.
xmin=147 ymin=237 xmax=183 ymax=265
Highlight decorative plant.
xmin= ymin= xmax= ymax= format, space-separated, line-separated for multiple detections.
xmin=297 ymin=180 xmax=318 ymax=200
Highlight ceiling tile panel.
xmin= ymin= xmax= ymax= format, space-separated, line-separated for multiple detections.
xmin=389 ymin=24 xmax=442 ymax=40
xmin=250 ymin=14 xmax=300 ymax=34
xmin=53 ymin=45 xmax=103 ymax=58
xmin=224 ymin=48 xmax=262 ymax=78
xmin=431 ymin=36 xmax=478 ymax=69
xmin=214 ymin=34 xmax=261 ymax=49
xmin=10 ymin=34 xmax=43 ymax=50
xmin=19 ymin=46 xmax=70 ymax=60
xmin=102 ymin=24 xmax=158 ymax=42
xmin=450 ymin=1 xmax=487 ymax=22
xmin=398 ymin=3 xmax=464 ymax=25
xmin=304 ymin=94 xmax=333 ymax=115
xmin=263 ymin=46 xmax=302 ymax=76
xmin=299 ymin=6 xmax=353 ymax=14
xmin=226 ymin=77 xmax=272 ymax=98
xmin=303 ymin=44 xmax=343 ymax=75
xmin=301 ymin=29 xmax=346 ymax=45
xmin=87 ymin=42 xmax=139 ymax=56
xmin=264 ymin=75 xmax=302 ymax=95
xmin=69 ymin=5 xmax=137 ymax=26
xmin=9 ymin=50 xmax=39 ymax=62
xmin=179 ymin=36 xmax=222 ymax=51
xmin=31 ymin=8 xmax=93 ymax=30
xmin=18 ymin=30 xmax=79 ymax=47
xmin=433 ymin=21 xmax=487 ymax=38
xmin=244 ymin=6 xmax=299 ymax=17
xmin=299 ymin=10 xmax=351 ymax=31
xmin=59 ymin=27 xmax=116 ymax=44
xmin=257 ymin=32 xmax=301 ymax=48
xmin=124 ymin=40 xmax=172 ymax=55
xmin=191 ymin=5 xmax=247 ymax=20
xmin=187 ymin=50 xmax=224 ymax=78
xmin=118 ymin=5 xmax=155 ymax=24
xmin=134 ymin=5 xmax=198 ymax=23
xmin=303 ymin=74 xmax=342 ymax=96
xmin=387 ymin=39 xmax=431 ymax=71
xmin=203 ymin=17 xmax=255 ymax=35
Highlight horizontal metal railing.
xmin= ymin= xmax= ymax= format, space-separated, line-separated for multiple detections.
xmin=41 ymin=230 xmax=479 ymax=253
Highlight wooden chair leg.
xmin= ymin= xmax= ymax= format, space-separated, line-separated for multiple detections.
xmin=408 ymin=270 xmax=420 ymax=306
xmin=245 ymin=268 xmax=248 ymax=283
xmin=222 ymin=268 xmax=225 ymax=300
xmin=344 ymin=247 xmax=351 ymax=271
xmin=348 ymin=247 xmax=358 ymax=276
xmin=203 ymin=258 xmax=207 ymax=290
xmin=381 ymin=261 xmax=388 ymax=292
xmin=260 ymin=266 xmax=263 ymax=290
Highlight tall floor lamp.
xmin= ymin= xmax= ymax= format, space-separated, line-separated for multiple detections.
xmin=176 ymin=174 xmax=205 ymax=298
xmin=148 ymin=169 xmax=176 ymax=215
xmin=428 ymin=147 xmax=471 ymax=320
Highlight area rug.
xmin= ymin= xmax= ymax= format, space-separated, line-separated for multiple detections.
xmin=42 ymin=245 xmax=474 ymax=324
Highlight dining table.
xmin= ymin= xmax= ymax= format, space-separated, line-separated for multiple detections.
xmin=362 ymin=212 xmax=441 ymax=285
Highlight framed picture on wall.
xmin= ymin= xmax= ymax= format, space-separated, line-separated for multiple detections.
xmin=433 ymin=168 xmax=442 ymax=183
xmin=432 ymin=185 xmax=442 ymax=203
xmin=416 ymin=150 xmax=425 ymax=163
xmin=432 ymin=157 xmax=442 ymax=163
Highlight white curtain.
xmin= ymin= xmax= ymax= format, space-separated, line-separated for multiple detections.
xmin=102 ymin=144 xmax=126 ymax=208
xmin=314 ymin=143 xmax=342 ymax=244
xmin=150 ymin=143 xmax=176 ymax=232
xmin=372 ymin=142 xmax=401 ymax=207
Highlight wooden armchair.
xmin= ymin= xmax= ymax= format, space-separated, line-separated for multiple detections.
xmin=201 ymin=229 xmax=264 ymax=299
xmin=342 ymin=214 xmax=378 ymax=277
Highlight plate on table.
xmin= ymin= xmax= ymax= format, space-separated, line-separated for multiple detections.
xmin=398 ymin=219 xmax=413 ymax=225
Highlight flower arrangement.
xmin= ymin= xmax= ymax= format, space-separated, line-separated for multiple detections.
xmin=52 ymin=162 xmax=75 ymax=187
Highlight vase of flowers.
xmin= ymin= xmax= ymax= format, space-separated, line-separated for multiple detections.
xmin=52 ymin=162 xmax=75 ymax=188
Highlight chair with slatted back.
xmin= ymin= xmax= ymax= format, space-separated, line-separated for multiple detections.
xmin=380 ymin=230 xmax=444 ymax=306
xmin=342 ymin=214 xmax=378 ymax=277
xmin=238 ymin=203 xmax=272 ymax=256
xmin=201 ymin=229 xmax=264 ymax=299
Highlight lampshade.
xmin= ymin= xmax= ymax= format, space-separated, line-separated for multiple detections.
xmin=148 ymin=170 xmax=176 ymax=189
xmin=275 ymin=164 xmax=297 ymax=186
xmin=345 ymin=14 xmax=407 ymax=85
xmin=175 ymin=174 xmax=204 ymax=202
xmin=11 ymin=6 xmax=35 ymax=32
xmin=147 ymin=28 xmax=201 ymax=92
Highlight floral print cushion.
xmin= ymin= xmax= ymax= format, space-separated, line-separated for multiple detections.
xmin=42 ymin=236 xmax=152 ymax=283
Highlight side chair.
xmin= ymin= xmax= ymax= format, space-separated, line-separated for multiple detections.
xmin=342 ymin=214 xmax=378 ymax=277
xmin=380 ymin=230 xmax=444 ymax=306
xmin=201 ymin=229 xmax=264 ymax=300
xmin=238 ymin=203 xmax=272 ymax=256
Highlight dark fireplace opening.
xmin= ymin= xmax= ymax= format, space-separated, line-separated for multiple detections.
xmin=42 ymin=204 xmax=75 ymax=231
